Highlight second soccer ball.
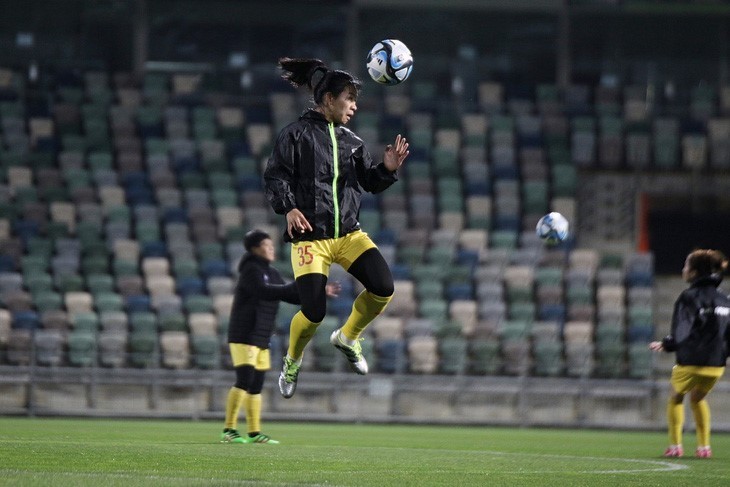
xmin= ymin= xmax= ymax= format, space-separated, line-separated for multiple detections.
xmin=536 ymin=212 xmax=570 ymax=245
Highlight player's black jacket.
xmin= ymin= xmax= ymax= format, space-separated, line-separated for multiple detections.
xmin=264 ymin=109 xmax=397 ymax=243
xmin=662 ymin=274 xmax=730 ymax=367
xmin=227 ymin=252 xmax=300 ymax=349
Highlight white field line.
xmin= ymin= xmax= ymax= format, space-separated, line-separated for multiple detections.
xmin=0 ymin=469 xmax=327 ymax=487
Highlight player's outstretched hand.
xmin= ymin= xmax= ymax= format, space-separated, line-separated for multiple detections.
xmin=648 ymin=341 xmax=663 ymax=352
xmin=383 ymin=134 xmax=409 ymax=172
xmin=325 ymin=281 xmax=341 ymax=298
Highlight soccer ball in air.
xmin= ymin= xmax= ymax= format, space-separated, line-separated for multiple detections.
xmin=366 ymin=39 xmax=413 ymax=85
xmin=536 ymin=212 xmax=570 ymax=245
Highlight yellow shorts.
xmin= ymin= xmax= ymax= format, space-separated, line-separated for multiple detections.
xmin=290 ymin=229 xmax=377 ymax=278
xmin=229 ymin=343 xmax=270 ymax=371
xmin=670 ymin=365 xmax=725 ymax=395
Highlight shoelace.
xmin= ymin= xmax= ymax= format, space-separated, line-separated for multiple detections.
xmin=338 ymin=336 xmax=364 ymax=361
xmin=283 ymin=360 xmax=300 ymax=382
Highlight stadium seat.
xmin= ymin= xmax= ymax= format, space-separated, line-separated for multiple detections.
xmin=34 ymin=329 xmax=65 ymax=366
xmin=6 ymin=329 xmax=32 ymax=365
xmin=438 ymin=336 xmax=468 ymax=375
xmin=595 ymin=342 xmax=626 ymax=378
xmin=187 ymin=333 xmax=217 ymax=369
xmin=407 ymin=335 xmax=438 ymax=374
xmin=98 ymin=331 xmax=128 ymax=368
xmin=128 ymin=332 xmax=158 ymax=368
xmin=468 ymin=338 xmax=500 ymax=375
xmin=312 ymin=316 xmax=339 ymax=372
xmin=160 ymin=331 xmax=190 ymax=369
xmin=367 ymin=335 xmax=398 ymax=373
xmin=67 ymin=331 xmax=96 ymax=367
xmin=532 ymin=341 xmax=564 ymax=377
xmin=628 ymin=343 xmax=653 ymax=379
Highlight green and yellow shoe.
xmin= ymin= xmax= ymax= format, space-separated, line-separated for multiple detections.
xmin=243 ymin=433 xmax=280 ymax=444
xmin=220 ymin=428 xmax=245 ymax=444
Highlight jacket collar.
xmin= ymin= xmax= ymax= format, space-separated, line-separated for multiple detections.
xmin=690 ymin=274 xmax=723 ymax=288
xmin=301 ymin=108 xmax=337 ymax=126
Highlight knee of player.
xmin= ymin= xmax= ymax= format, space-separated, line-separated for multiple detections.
xmin=301 ymin=305 xmax=327 ymax=324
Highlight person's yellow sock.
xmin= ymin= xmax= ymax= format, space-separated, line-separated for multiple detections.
xmin=691 ymin=399 xmax=711 ymax=447
xmin=224 ymin=387 xmax=246 ymax=430
xmin=667 ymin=398 xmax=684 ymax=446
xmin=340 ymin=291 xmax=392 ymax=340
xmin=244 ymin=393 xmax=262 ymax=435
xmin=287 ymin=311 xmax=320 ymax=360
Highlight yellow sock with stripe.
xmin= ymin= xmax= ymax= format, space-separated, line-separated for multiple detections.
xmin=287 ymin=310 xmax=320 ymax=361
xmin=691 ymin=399 xmax=711 ymax=447
xmin=340 ymin=291 xmax=392 ymax=341
xmin=224 ymin=387 xmax=246 ymax=430
xmin=667 ymin=398 xmax=684 ymax=446
xmin=244 ymin=393 xmax=262 ymax=435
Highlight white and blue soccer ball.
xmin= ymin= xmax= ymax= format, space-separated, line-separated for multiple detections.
xmin=366 ymin=39 xmax=413 ymax=85
xmin=536 ymin=212 xmax=570 ymax=245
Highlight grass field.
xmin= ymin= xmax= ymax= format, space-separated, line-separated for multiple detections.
xmin=0 ymin=418 xmax=729 ymax=486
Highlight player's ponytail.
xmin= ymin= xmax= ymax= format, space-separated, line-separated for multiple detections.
xmin=687 ymin=249 xmax=729 ymax=278
xmin=278 ymin=57 xmax=327 ymax=90
xmin=278 ymin=57 xmax=361 ymax=106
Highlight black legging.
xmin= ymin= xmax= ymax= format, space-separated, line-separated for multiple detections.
xmin=296 ymin=248 xmax=394 ymax=323
xmin=234 ymin=364 xmax=265 ymax=394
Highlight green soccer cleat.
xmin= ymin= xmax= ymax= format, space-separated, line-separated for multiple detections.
xmin=330 ymin=329 xmax=368 ymax=375
xmin=243 ymin=433 xmax=280 ymax=444
xmin=278 ymin=356 xmax=300 ymax=398
xmin=220 ymin=428 xmax=245 ymax=444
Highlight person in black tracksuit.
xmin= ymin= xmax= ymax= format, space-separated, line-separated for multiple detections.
xmin=220 ymin=229 xmax=339 ymax=444
xmin=650 ymin=248 xmax=730 ymax=458
xmin=264 ymin=57 xmax=409 ymax=399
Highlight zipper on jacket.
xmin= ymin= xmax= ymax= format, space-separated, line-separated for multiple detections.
xmin=328 ymin=122 xmax=340 ymax=238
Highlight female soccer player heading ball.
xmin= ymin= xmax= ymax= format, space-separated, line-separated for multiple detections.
xmin=264 ymin=57 xmax=409 ymax=398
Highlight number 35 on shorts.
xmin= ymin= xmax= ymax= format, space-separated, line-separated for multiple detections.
xmin=297 ymin=245 xmax=314 ymax=266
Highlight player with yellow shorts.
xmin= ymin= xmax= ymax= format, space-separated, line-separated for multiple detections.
xmin=650 ymin=249 xmax=730 ymax=459
xmin=264 ymin=57 xmax=409 ymax=400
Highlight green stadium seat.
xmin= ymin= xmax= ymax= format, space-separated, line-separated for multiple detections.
xmin=184 ymin=294 xmax=213 ymax=314
xmin=191 ymin=334 xmax=220 ymax=369
xmin=628 ymin=343 xmax=653 ymax=379
xmin=532 ymin=341 xmax=564 ymax=377
xmin=86 ymin=273 xmax=115 ymax=293
xmin=32 ymin=290 xmax=64 ymax=313
xmin=130 ymin=311 xmax=158 ymax=334
xmin=94 ymin=292 xmax=125 ymax=312
xmin=67 ymin=331 xmax=96 ymax=367
xmin=312 ymin=316 xmax=339 ymax=372
xmin=467 ymin=338 xmax=500 ymax=375
xmin=128 ymin=332 xmax=158 ymax=368
xmin=500 ymin=320 xmax=532 ymax=341
xmin=159 ymin=312 xmax=187 ymax=332
xmin=71 ymin=312 xmax=100 ymax=332
xmin=595 ymin=342 xmax=626 ymax=378
xmin=55 ymin=274 xmax=85 ymax=293
xmin=25 ymin=273 xmax=54 ymax=293
xmin=439 ymin=336 xmax=468 ymax=374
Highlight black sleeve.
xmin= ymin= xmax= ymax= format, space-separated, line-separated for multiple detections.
xmin=240 ymin=266 xmax=301 ymax=305
xmin=354 ymin=141 xmax=398 ymax=194
xmin=663 ymin=294 xmax=694 ymax=352
xmin=264 ymin=129 xmax=298 ymax=215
